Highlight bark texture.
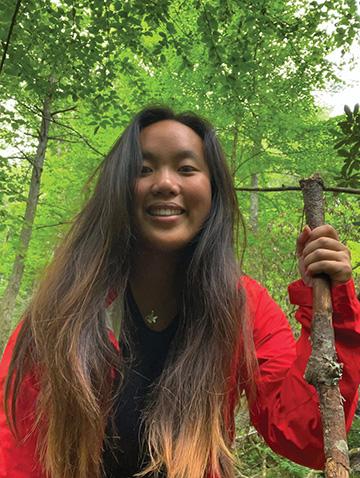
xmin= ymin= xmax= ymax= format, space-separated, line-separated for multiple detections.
xmin=230 ymin=123 xmax=239 ymax=177
xmin=300 ymin=174 xmax=350 ymax=478
xmin=250 ymin=173 xmax=259 ymax=232
xmin=249 ymin=133 xmax=262 ymax=233
xmin=0 ymin=93 xmax=52 ymax=352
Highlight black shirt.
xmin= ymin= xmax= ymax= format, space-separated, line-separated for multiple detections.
xmin=102 ymin=289 xmax=178 ymax=477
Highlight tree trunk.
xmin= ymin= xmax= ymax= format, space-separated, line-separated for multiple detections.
xmin=249 ymin=134 xmax=262 ymax=233
xmin=300 ymin=174 xmax=350 ymax=478
xmin=250 ymin=173 xmax=259 ymax=232
xmin=230 ymin=122 xmax=239 ymax=178
xmin=0 ymin=93 xmax=52 ymax=352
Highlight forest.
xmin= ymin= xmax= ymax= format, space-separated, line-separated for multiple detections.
xmin=0 ymin=0 xmax=360 ymax=476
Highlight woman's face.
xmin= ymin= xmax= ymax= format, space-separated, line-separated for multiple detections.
xmin=133 ymin=119 xmax=212 ymax=253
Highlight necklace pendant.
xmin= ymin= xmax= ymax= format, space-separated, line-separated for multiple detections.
xmin=145 ymin=310 xmax=158 ymax=324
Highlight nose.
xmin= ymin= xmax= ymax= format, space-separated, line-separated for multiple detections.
xmin=151 ymin=169 xmax=180 ymax=196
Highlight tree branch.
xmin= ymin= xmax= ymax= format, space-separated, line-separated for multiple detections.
xmin=51 ymin=105 xmax=77 ymax=116
xmin=0 ymin=0 xmax=22 ymax=76
xmin=47 ymin=136 xmax=79 ymax=144
xmin=235 ymin=429 xmax=258 ymax=443
xmin=34 ymin=221 xmax=72 ymax=230
xmin=234 ymin=150 xmax=264 ymax=175
xmin=50 ymin=118 xmax=104 ymax=157
xmin=14 ymin=145 xmax=35 ymax=167
xmin=301 ymin=175 xmax=350 ymax=476
xmin=16 ymin=99 xmax=43 ymax=117
xmin=235 ymin=186 xmax=360 ymax=195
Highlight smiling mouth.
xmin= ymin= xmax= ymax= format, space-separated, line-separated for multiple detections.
xmin=147 ymin=208 xmax=185 ymax=217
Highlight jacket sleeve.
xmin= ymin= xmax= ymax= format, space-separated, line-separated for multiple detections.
xmin=244 ymin=276 xmax=360 ymax=470
xmin=0 ymin=323 xmax=45 ymax=478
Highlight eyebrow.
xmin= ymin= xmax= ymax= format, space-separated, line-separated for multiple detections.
xmin=142 ymin=150 xmax=201 ymax=162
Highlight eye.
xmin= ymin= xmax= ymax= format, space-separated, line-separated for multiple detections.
xmin=179 ymin=165 xmax=197 ymax=173
xmin=140 ymin=165 xmax=152 ymax=176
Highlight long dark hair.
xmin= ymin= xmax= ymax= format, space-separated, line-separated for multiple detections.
xmin=5 ymin=107 xmax=257 ymax=478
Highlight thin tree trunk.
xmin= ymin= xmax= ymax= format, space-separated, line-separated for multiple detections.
xmin=250 ymin=173 xmax=259 ymax=232
xmin=230 ymin=122 xmax=239 ymax=177
xmin=0 ymin=93 xmax=52 ymax=351
xmin=0 ymin=0 xmax=22 ymax=76
xmin=249 ymin=134 xmax=262 ymax=233
xmin=300 ymin=174 xmax=350 ymax=478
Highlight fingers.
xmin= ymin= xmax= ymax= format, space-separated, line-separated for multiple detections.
xmin=304 ymin=224 xmax=339 ymax=242
xmin=296 ymin=225 xmax=311 ymax=256
xmin=303 ymin=247 xmax=349 ymax=266
xmin=297 ymin=224 xmax=352 ymax=284
xmin=305 ymin=259 xmax=352 ymax=284
xmin=303 ymin=236 xmax=349 ymax=257
xmin=296 ymin=223 xmax=338 ymax=253
xmin=304 ymin=250 xmax=351 ymax=273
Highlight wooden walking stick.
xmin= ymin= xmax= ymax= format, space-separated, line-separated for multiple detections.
xmin=300 ymin=174 xmax=350 ymax=478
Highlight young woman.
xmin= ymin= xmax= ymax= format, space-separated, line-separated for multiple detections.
xmin=0 ymin=107 xmax=359 ymax=478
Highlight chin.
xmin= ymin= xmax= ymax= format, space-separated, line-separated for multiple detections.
xmin=141 ymin=234 xmax=196 ymax=253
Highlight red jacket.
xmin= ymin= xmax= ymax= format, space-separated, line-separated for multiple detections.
xmin=1 ymin=276 xmax=360 ymax=477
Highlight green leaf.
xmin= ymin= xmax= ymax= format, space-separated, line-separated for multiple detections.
xmin=337 ymin=149 xmax=351 ymax=158
xmin=350 ymin=142 xmax=360 ymax=155
xmin=334 ymin=139 xmax=348 ymax=149
xmin=344 ymin=104 xmax=352 ymax=118
xmin=167 ymin=22 xmax=176 ymax=35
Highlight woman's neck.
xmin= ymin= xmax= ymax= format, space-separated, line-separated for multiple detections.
xmin=129 ymin=248 xmax=184 ymax=331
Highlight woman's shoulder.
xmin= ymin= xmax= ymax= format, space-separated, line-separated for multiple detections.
xmin=238 ymin=274 xmax=288 ymax=328
xmin=0 ymin=322 xmax=45 ymax=477
xmin=0 ymin=321 xmax=24 ymax=379
xmin=0 ymin=321 xmax=41 ymax=394
xmin=238 ymin=274 xmax=269 ymax=304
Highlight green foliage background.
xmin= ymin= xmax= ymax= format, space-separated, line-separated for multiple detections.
xmin=0 ymin=0 xmax=359 ymax=476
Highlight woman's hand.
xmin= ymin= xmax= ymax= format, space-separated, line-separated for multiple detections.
xmin=296 ymin=224 xmax=352 ymax=286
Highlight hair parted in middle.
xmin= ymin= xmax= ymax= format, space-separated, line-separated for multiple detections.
xmin=5 ymin=106 xmax=257 ymax=478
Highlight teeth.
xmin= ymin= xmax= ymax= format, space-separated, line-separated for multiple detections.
xmin=149 ymin=208 xmax=183 ymax=216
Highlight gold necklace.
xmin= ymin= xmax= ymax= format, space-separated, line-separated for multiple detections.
xmin=145 ymin=310 xmax=158 ymax=324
